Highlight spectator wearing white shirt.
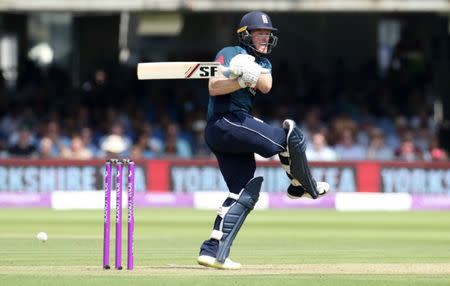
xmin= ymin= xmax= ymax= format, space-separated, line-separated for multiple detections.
xmin=306 ymin=131 xmax=338 ymax=161
xmin=99 ymin=123 xmax=132 ymax=157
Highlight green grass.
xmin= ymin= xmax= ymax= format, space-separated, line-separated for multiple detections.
xmin=0 ymin=209 xmax=449 ymax=285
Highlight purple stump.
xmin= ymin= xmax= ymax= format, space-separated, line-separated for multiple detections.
xmin=115 ymin=162 xmax=123 ymax=270
xmin=127 ymin=161 xmax=135 ymax=270
xmin=102 ymin=161 xmax=112 ymax=269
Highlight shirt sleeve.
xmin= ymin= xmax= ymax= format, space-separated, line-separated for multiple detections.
xmin=214 ymin=47 xmax=242 ymax=67
xmin=259 ymin=57 xmax=272 ymax=72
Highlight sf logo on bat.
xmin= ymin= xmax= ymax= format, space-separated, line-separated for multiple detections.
xmin=199 ymin=65 xmax=218 ymax=77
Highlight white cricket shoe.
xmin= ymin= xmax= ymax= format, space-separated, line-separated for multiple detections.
xmin=197 ymin=255 xmax=242 ymax=270
xmin=287 ymin=181 xmax=329 ymax=199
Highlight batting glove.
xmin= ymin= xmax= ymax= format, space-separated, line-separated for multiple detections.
xmin=229 ymin=54 xmax=255 ymax=78
xmin=238 ymin=62 xmax=261 ymax=88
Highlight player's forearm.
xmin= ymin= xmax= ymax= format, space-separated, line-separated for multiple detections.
xmin=209 ymin=78 xmax=241 ymax=96
xmin=256 ymin=73 xmax=272 ymax=94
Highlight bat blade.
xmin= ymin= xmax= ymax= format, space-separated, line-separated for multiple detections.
xmin=137 ymin=62 xmax=227 ymax=80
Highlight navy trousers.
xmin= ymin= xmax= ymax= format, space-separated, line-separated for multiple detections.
xmin=200 ymin=111 xmax=287 ymax=257
xmin=205 ymin=111 xmax=286 ymax=194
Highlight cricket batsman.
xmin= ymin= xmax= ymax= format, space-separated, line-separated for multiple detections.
xmin=197 ymin=11 xmax=330 ymax=270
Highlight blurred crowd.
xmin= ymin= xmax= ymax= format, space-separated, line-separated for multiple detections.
xmin=0 ymin=50 xmax=448 ymax=162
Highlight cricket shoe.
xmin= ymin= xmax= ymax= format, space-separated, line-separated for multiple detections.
xmin=287 ymin=181 xmax=329 ymax=199
xmin=197 ymin=255 xmax=242 ymax=270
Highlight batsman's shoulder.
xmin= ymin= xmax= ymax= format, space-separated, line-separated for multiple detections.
xmin=218 ymin=45 xmax=245 ymax=53
xmin=215 ymin=46 xmax=247 ymax=65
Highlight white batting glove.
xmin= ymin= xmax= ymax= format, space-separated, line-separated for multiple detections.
xmin=237 ymin=62 xmax=261 ymax=88
xmin=229 ymin=54 xmax=255 ymax=78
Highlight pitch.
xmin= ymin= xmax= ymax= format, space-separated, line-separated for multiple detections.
xmin=0 ymin=208 xmax=449 ymax=285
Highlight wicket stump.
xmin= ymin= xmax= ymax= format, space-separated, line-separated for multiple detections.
xmin=102 ymin=159 xmax=135 ymax=270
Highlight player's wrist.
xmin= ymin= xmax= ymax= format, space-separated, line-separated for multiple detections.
xmin=238 ymin=77 xmax=251 ymax=88
xmin=238 ymin=75 xmax=258 ymax=88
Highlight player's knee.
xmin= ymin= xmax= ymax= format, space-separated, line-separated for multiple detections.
xmin=257 ymin=151 xmax=275 ymax=159
xmin=259 ymin=144 xmax=286 ymax=158
xmin=219 ymin=178 xmax=262 ymax=220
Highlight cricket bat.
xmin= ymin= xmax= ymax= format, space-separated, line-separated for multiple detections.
xmin=137 ymin=62 xmax=227 ymax=80
xmin=137 ymin=62 xmax=270 ymax=80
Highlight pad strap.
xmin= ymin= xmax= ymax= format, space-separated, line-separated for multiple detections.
xmin=278 ymin=153 xmax=303 ymax=187
xmin=210 ymin=229 xmax=223 ymax=240
xmin=228 ymin=192 xmax=240 ymax=200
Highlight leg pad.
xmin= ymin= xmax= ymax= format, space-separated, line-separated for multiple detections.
xmin=216 ymin=177 xmax=263 ymax=263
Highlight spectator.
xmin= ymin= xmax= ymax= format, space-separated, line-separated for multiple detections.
xmin=385 ymin=116 xmax=408 ymax=150
xmin=100 ymin=134 xmax=128 ymax=158
xmin=80 ymin=127 xmax=99 ymax=157
xmin=43 ymin=120 xmax=70 ymax=157
xmin=132 ymin=133 xmax=154 ymax=159
xmin=61 ymin=134 xmax=93 ymax=160
xmin=99 ymin=123 xmax=132 ymax=157
xmin=140 ymin=122 xmax=164 ymax=156
xmin=330 ymin=113 xmax=358 ymax=146
xmin=414 ymin=125 xmax=431 ymax=153
xmin=191 ymin=119 xmax=211 ymax=157
xmin=8 ymin=127 xmax=37 ymax=158
xmin=366 ymin=128 xmax=394 ymax=160
xmin=424 ymin=136 xmax=448 ymax=162
xmin=300 ymin=108 xmax=324 ymax=144
xmin=38 ymin=137 xmax=55 ymax=159
xmin=163 ymin=122 xmax=192 ymax=158
xmin=334 ymin=128 xmax=367 ymax=160
xmin=395 ymin=138 xmax=422 ymax=161
xmin=0 ymin=106 xmax=21 ymax=139
xmin=130 ymin=144 xmax=144 ymax=160
xmin=306 ymin=131 xmax=338 ymax=161
xmin=356 ymin=115 xmax=377 ymax=147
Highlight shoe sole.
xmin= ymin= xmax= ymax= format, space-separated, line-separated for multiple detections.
xmin=197 ymin=256 xmax=241 ymax=270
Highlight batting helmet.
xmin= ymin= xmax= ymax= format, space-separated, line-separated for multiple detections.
xmin=237 ymin=11 xmax=278 ymax=55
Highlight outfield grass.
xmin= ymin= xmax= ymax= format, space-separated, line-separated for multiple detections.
xmin=0 ymin=209 xmax=449 ymax=285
